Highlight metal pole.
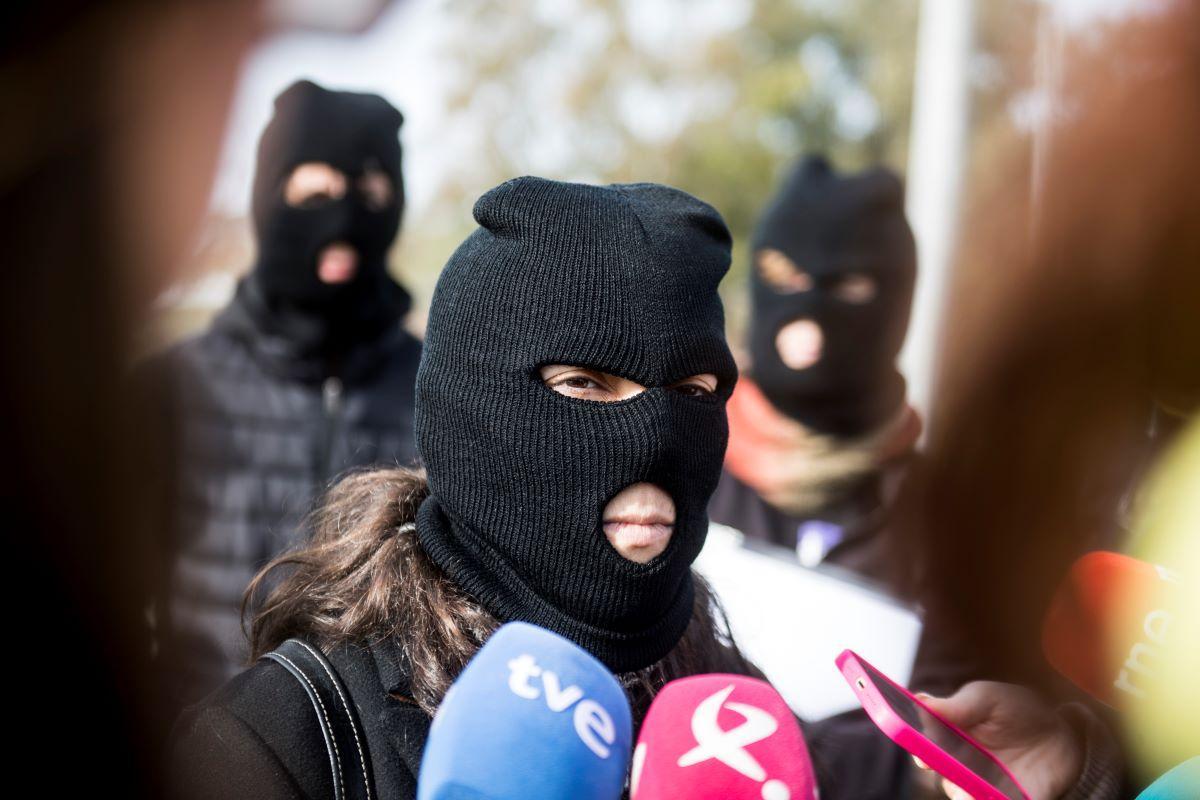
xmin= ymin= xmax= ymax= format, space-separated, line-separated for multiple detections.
xmin=899 ymin=0 xmax=975 ymax=426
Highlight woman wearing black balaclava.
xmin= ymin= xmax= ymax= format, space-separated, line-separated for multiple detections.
xmin=709 ymin=155 xmax=921 ymax=586
xmin=168 ymin=177 xmax=1108 ymax=800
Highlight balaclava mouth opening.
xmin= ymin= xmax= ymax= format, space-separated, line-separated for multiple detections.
xmin=244 ymin=79 xmax=410 ymax=356
xmin=748 ymin=155 xmax=917 ymax=438
xmin=414 ymin=176 xmax=737 ymax=672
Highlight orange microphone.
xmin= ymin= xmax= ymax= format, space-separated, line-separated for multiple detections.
xmin=1041 ymin=551 xmax=1180 ymax=709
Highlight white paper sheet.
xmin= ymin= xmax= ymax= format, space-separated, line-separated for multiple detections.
xmin=694 ymin=523 xmax=923 ymax=721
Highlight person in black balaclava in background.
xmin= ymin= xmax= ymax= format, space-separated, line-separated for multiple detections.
xmin=142 ymin=80 xmax=422 ymax=709
xmin=708 ymin=155 xmax=919 ymax=588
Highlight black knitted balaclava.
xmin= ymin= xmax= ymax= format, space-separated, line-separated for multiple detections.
xmin=748 ymin=155 xmax=916 ymax=437
xmin=415 ymin=177 xmax=737 ymax=672
xmin=245 ymin=79 xmax=409 ymax=354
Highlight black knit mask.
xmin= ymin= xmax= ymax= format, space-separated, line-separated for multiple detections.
xmin=246 ymin=80 xmax=408 ymax=349
xmin=415 ymin=177 xmax=737 ymax=672
xmin=748 ymin=156 xmax=916 ymax=437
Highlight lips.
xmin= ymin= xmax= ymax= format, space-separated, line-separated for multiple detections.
xmin=602 ymin=521 xmax=674 ymax=549
xmin=602 ymin=483 xmax=677 ymax=560
xmin=795 ymin=347 xmax=821 ymax=367
xmin=603 ymin=506 xmax=675 ymax=550
xmin=775 ymin=318 xmax=824 ymax=371
xmin=317 ymin=243 xmax=358 ymax=284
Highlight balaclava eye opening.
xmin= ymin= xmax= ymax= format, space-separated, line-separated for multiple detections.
xmin=414 ymin=176 xmax=737 ymax=671
xmin=245 ymin=79 xmax=409 ymax=355
xmin=748 ymin=155 xmax=917 ymax=437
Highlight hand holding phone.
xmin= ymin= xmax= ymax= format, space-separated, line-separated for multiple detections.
xmin=837 ymin=650 xmax=1032 ymax=800
xmin=915 ymin=683 xmax=1087 ymax=800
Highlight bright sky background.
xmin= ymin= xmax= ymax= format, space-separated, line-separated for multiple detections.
xmin=209 ymin=0 xmax=1151 ymax=220
xmin=210 ymin=0 xmax=452 ymax=217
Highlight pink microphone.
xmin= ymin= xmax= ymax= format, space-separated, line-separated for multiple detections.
xmin=630 ymin=674 xmax=818 ymax=800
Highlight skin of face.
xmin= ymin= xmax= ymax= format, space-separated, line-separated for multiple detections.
xmin=539 ymin=365 xmax=718 ymax=564
xmin=775 ymin=318 xmax=824 ymax=370
xmin=282 ymin=160 xmax=395 ymax=284
xmin=755 ymin=248 xmax=879 ymax=372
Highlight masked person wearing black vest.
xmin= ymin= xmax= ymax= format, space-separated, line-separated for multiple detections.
xmin=708 ymin=155 xmax=921 ymax=587
xmin=167 ymin=177 xmax=1116 ymax=800
xmin=144 ymin=80 xmax=422 ymax=709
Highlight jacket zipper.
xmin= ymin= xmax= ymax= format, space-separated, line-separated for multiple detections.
xmin=319 ymin=375 xmax=343 ymax=482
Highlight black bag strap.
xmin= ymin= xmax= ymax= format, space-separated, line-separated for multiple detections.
xmin=263 ymin=638 xmax=374 ymax=800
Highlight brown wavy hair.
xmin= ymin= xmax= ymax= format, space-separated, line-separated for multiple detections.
xmin=244 ymin=466 xmax=753 ymax=719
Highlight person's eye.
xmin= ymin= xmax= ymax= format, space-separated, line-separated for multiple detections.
xmin=358 ymin=169 xmax=394 ymax=212
xmin=540 ymin=366 xmax=637 ymax=402
xmin=293 ymin=190 xmax=337 ymax=210
xmin=546 ymin=371 xmax=615 ymax=398
xmin=669 ymin=383 xmax=715 ymax=398
xmin=284 ymin=163 xmax=348 ymax=208
xmin=557 ymin=375 xmax=603 ymax=391
xmin=832 ymin=274 xmax=877 ymax=304
xmin=757 ymin=249 xmax=813 ymax=294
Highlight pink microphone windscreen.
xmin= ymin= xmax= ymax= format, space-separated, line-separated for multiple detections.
xmin=631 ymin=674 xmax=818 ymax=800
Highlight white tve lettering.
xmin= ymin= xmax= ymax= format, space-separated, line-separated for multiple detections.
xmin=507 ymin=654 xmax=542 ymax=699
xmin=573 ymin=699 xmax=616 ymax=759
xmin=505 ymin=653 xmax=617 ymax=759
xmin=542 ymin=670 xmax=584 ymax=712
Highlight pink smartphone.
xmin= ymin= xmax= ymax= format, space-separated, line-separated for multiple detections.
xmin=836 ymin=649 xmax=1031 ymax=800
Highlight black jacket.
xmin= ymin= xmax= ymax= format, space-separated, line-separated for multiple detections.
xmin=145 ymin=292 xmax=422 ymax=709
xmin=168 ymin=635 xmax=1124 ymax=800
xmin=168 ymin=635 xmax=916 ymax=800
xmin=169 ymin=640 xmax=428 ymax=800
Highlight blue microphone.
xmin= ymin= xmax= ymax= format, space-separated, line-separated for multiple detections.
xmin=417 ymin=621 xmax=633 ymax=800
xmin=1136 ymin=757 xmax=1200 ymax=799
